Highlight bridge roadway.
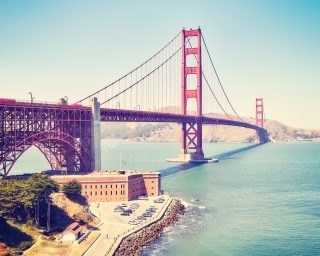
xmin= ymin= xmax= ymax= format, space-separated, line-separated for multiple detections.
xmin=100 ymin=108 xmax=267 ymax=137
xmin=0 ymin=101 xmax=267 ymax=176
xmin=0 ymin=101 xmax=267 ymax=137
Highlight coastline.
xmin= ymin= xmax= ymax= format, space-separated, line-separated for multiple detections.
xmin=113 ymin=198 xmax=185 ymax=256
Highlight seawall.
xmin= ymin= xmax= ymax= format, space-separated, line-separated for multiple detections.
xmin=114 ymin=198 xmax=185 ymax=256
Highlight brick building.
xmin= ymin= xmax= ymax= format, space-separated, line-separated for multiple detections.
xmin=51 ymin=170 xmax=161 ymax=202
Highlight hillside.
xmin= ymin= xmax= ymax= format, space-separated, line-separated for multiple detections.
xmin=101 ymin=114 xmax=320 ymax=142
xmin=50 ymin=192 xmax=99 ymax=230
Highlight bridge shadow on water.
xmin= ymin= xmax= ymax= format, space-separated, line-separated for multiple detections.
xmin=160 ymin=143 xmax=266 ymax=177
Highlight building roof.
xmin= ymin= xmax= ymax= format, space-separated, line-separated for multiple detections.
xmin=63 ymin=222 xmax=85 ymax=236
xmin=52 ymin=170 xmax=160 ymax=180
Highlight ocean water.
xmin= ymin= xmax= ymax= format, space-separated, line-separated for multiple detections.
xmin=10 ymin=141 xmax=320 ymax=256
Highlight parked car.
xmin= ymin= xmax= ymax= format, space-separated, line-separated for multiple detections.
xmin=134 ymin=219 xmax=142 ymax=224
xmin=143 ymin=212 xmax=153 ymax=217
xmin=121 ymin=211 xmax=130 ymax=216
xmin=138 ymin=196 xmax=149 ymax=200
xmin=154 ymin=198 xmax=164 ymax=203
xmin=114 ymin=207 xmax=124 ymax=212
xmin=128 ymin=220 xmax=137 ymax=225
xmin=137 ymin=215 xmax=146 ymax=220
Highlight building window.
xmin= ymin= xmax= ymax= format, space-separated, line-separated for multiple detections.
xmin=111 ymin=185 xmax=112 ymax=189
xmin=151 ymin=181 xmax=154 ymax=183
xmin=95 ymin=191 xmax=97 ymax=195
xmin=90 ymin=192 xmax=92 ymax=195
xmin=116 ymin=184 xmax=117 ymax=188
xmin=100 ymin=185 xmax=102 ymax=189
xmin=111 ymin=191 xmax=112 ymax=195
xmin=85 ymin=185 xmax=87 ymax=189
xmin=105 ymin=191 xmax=107 ymax=195
xmin=105 ymin=185 xmax=107 ymax=188
xmin=100 ymin=191 xmax=102 ymax=195
xmin=152 ymin=187 xmax=154 ymax=189
xmin=90 ymin=185 xmax=92 ymax=189
xmin=95 ymin=185 xmax=97 ymax=189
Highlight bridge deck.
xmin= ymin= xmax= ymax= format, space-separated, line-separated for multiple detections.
xmin=0 ymin=101 xmax=266 ymax=134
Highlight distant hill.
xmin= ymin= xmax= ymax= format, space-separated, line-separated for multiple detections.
xmin=101 ymin=112 xmax=320 ymax=142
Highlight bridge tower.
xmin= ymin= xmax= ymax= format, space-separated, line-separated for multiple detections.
xmin=256 ymin=98 xmax=264 ymax=128
xmin=255 ymin=98 xmax=268 ymax=143
xmin=179 ymin=28 xmax=204 ymax=161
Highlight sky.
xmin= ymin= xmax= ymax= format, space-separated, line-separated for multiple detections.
xmin=0 ymin=0 xmax=319 ymax=129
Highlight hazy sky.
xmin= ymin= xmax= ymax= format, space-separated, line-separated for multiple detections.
xmin=0 ymin=0 xmax=319 ymax=129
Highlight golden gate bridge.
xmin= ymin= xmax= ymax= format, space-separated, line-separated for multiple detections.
xmin=0 ymin=28 xmax=268 ymax=178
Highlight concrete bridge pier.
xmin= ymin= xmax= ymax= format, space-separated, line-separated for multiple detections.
xmin=91 ymin=97 xmax=101 ymax=171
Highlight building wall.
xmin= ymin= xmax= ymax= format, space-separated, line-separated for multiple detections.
xmin=51 ymin=171 xmax=161 ymax=202
xmin=142 ymin=173 xmax=161 ymax=197
xmin=127 ymin=175 xmax=146 ymax=201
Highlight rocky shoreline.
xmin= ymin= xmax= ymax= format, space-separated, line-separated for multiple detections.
xmin=114 ymin=198 xmax=185 ymax=256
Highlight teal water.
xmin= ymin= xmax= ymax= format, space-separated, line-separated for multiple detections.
xmin=11 ymin=141 xmax=320 ymax=256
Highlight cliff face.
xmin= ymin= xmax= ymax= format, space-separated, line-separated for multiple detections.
xmin=101 ymin=116 xmax=320 ymax=142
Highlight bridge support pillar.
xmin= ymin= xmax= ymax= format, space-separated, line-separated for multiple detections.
xmin=91 ymin=97 xmax=101 ymax=170
xmin=255 ymin=98 xmax=268 ymax=143
xmin=167 ymin=28 xmax=217 ymax=163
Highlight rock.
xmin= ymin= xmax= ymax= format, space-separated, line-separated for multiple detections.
xmin=114 ymin=199 xmax=185 ymax=256
xmin=0 ymin=244 xmax=11 ymax=256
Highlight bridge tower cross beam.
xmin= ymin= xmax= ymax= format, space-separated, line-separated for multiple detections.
xmin=180 ymin=28 xmax=204 ymax=161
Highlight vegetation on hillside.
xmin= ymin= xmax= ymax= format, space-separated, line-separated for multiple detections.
xmin=0 ymin=174 xmax=58 ymax=226
xmin=62 ymin=180 xmax=82 ymax=196
xmin=0 ymin=174 xmax=59 ymax=250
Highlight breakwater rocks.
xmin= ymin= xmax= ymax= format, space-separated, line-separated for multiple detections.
xmin=114 ymin=198 xmax=185 ymax=256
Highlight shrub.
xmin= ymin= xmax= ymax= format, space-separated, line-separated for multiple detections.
xmin=18 ymin=241 xmax=33 ymax=251
xmin=62 ymin=180 xmax=82 ymax=196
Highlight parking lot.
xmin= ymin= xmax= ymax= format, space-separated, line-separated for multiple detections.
xmin=92 ymin=195 xmax=168 ymax=227
xmin=85 ymin=195 xmax=170 ymax=256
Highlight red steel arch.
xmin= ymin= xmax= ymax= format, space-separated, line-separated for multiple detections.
xmin=0 ymin=102 xmax=93 ymax=177
xmin=1 ymin=131 xmax=90 ymax=176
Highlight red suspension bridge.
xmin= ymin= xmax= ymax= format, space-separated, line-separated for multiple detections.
xmin=0 ymin=28 xmax=268 ymax=178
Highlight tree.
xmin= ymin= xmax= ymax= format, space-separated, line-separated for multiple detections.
xmin=0 ymin=174 xmax=58 ymax=229
xmin=62 ymin=180 xmax=82 ymax=196
xmin=27 ymin=174 xmax=59 ymax=228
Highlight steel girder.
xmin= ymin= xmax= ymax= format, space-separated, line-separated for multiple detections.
xmin=0 ymin=102 xmax=92 ymax=177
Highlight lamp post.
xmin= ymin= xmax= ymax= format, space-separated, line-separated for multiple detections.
xmin=28 ymin=92 xmax=33 ymax=103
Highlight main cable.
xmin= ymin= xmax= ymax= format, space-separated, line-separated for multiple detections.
xmin=186 ymin=40 xmax=233 ymax=120
xmin=75 ymin=30 xmax=182 ymax=104
xmin=201 ymin=34 xmax=243 ymax=121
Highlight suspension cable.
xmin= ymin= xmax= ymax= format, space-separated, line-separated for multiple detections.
xmin=201 ymin=34 xmax=243 ymax=121
xmin=75 ymin=30 xmax=182 ymax=104
xmin=186 ymin=40 xmax=233 ymax=120
xmin=101 ymin=45 xmax=183 ymax=106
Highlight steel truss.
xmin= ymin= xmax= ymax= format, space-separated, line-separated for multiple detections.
xmin=0 ymin=102 xmax=92 ymax=177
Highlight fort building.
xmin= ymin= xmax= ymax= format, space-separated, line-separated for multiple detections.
xmin=51 ymin=170 xmax=161 ymax=202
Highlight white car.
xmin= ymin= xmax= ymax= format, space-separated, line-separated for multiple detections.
xmin=128 ymin=220 xmax=137 ymax=225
